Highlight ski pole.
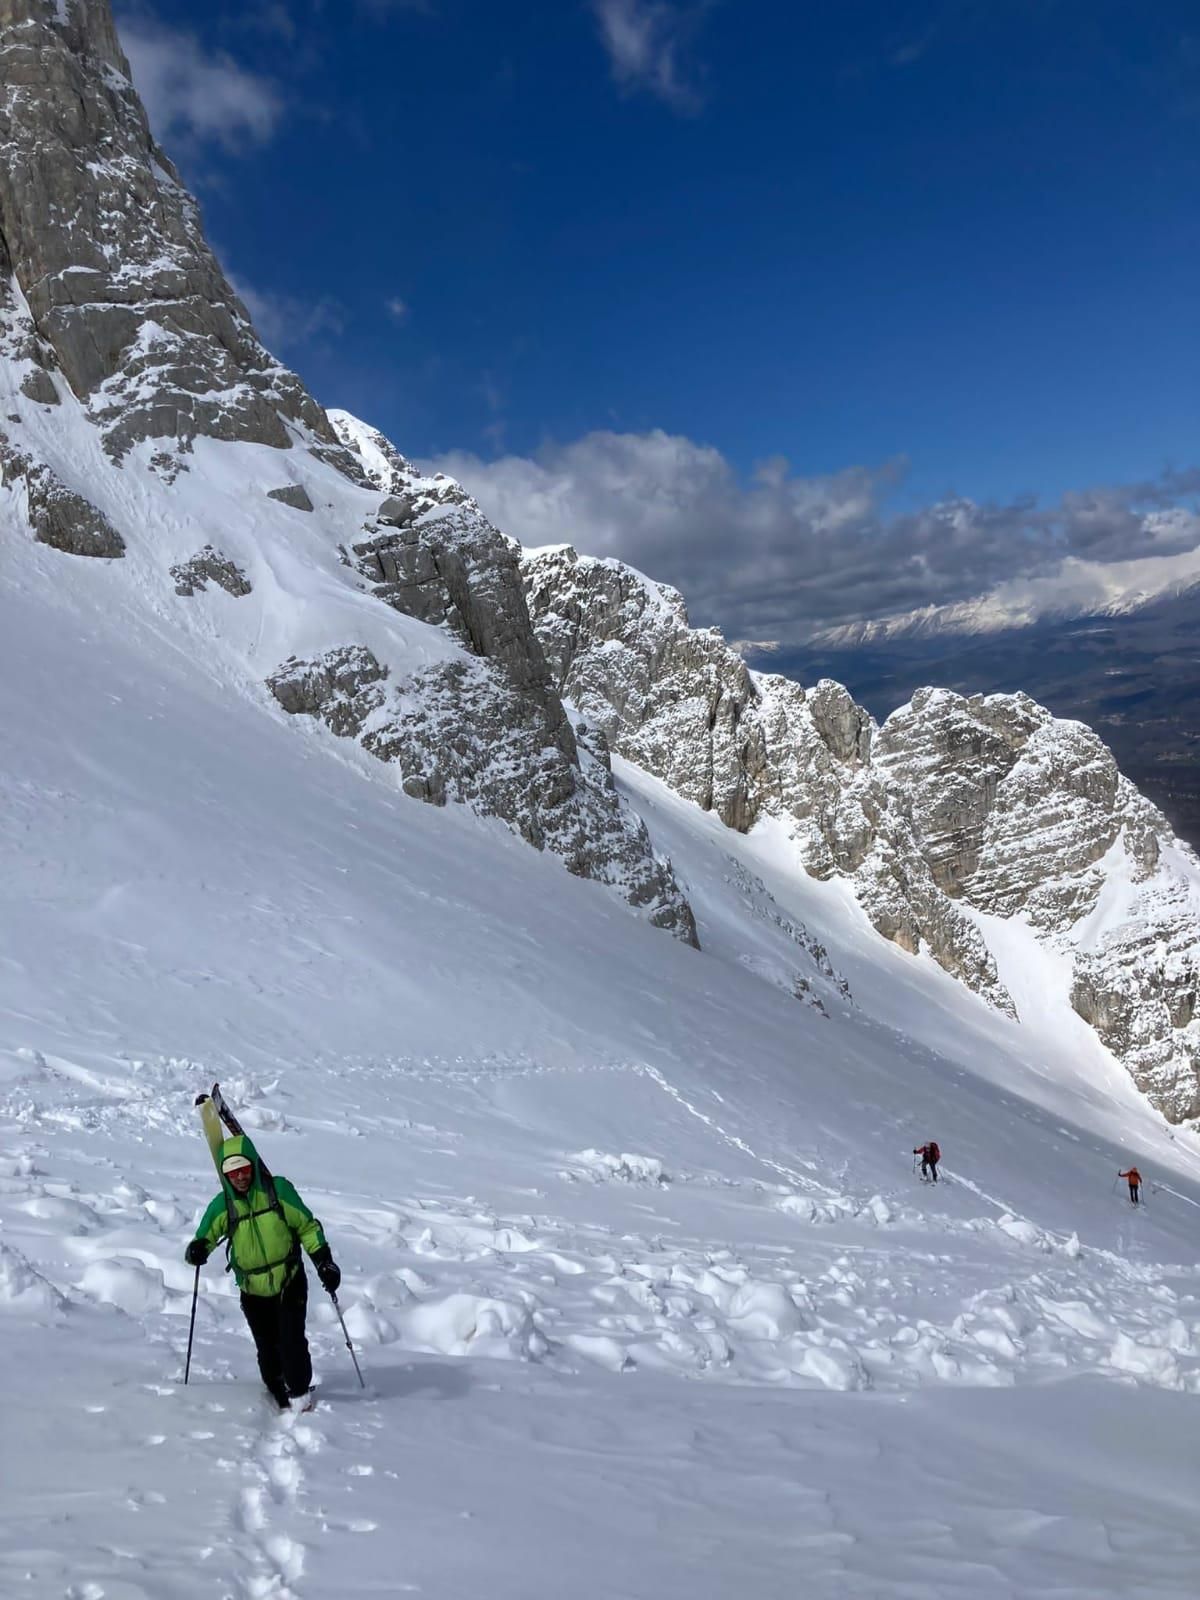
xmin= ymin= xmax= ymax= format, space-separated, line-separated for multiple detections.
xmin=329 ymin=1291 xmax=366 ymax=1389
xmin=184 ymin=1264 xmax=200 ymax=1385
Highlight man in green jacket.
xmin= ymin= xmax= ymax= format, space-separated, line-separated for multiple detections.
xmin=185 ymin=1133 xmax=341 ymax=1409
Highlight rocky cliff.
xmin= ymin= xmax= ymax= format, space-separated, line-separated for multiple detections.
xmin=522 ymin=547 xmax=1014 ymax=1014
xmin=0 ymin=0 xmax=342 ymax=467
xmin=522 ymin=546 xmax=1200 ymax=1118
xmin=0 ymin=0 xmax=694 ymax=944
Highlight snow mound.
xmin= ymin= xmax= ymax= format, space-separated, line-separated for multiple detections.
xmin=398 ymin=1291 xmax=545 ymax=1361
xmin=0 ymin=1240 xmax=65 ymax=1315
xmin=564 ymin=1150 xmax=669 ymax=1185
xmin=79 ymin=1257 xmax=168 ymax=1316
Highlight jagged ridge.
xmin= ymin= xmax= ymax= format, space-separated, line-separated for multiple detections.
xmin=522 ymin=545 xmax=1200 ymax=1119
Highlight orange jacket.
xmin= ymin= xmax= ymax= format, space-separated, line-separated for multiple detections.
xmin=1119 ymin=1168 xmax=1141 ymax=1184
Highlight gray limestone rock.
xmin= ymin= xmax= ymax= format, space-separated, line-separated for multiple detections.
xmin=875 ymin=688 xmax=1162 ymax=933
xmin=10 ymin=1 xmax=1195 ymax=1119
xmin=353 ymin=523 xmax=454 ymax=629
xmin=267 ymin=485 xmax=314 ymax=513
xmin=0 ymin=0 xmax=362 ymax=475
xmin=19 ymin=366 xmax=58 ymax=405
xmin=267 ymin=643 xmax=697 ymax=944
xmin=332 ymin=418 xmax=580 ymax=765
xmin=520 ymin=544 xmax=1200 ymax=1108
xmin=170 ymin=547 xmax=252 ymax=598
xmin=0 ymin=431 xmax=124 ymax=557
xmin=268 ymin=647 xmax=387 ymax=737
xmin=377 ymin=494 xmax=416 ymax=528
xmin=521 ymin=544 xmax=1015 ymax=1014
xmin=1071 ymin=879 xmax=1200 ymax=1122
xmin=29 ymin=466 xmax=125 ymax=557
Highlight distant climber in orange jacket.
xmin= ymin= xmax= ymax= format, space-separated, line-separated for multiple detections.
xmin=1118 ymin=1167 xmax=1141 ymax=1204
xmin=914 ymin=1141 xmax=940 ymax=1182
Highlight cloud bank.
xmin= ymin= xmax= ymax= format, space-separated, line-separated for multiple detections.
xmin=430 ymin=432 xmax=1200 ymax=645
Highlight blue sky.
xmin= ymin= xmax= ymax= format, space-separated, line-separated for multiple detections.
xmin=116 ymin=0 xmax=1200 ymax=640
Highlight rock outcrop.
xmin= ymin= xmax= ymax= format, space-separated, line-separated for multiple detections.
xmin=522 ymin=544 xmax=1200 ymax=1117
xmin=0 ymin=427 xmax=124 ymax=556
xmin=522 ymin=545 xmax=1015 ymax=1015
xmin=311 ymin=413 xmax=699 ymax=943
xmin=874 ymin=688 xmax=1160 ymax=930
xmin=0 ymin=0 xmax=356 ymax=472
xmin=267 ymin=485 xmax=314 ymax=513
xmin=170 ymin=547 xmax=251 ymax=598
xmin=267 ymin=644 xmax=696 ymax=944
xmin=1071 ymin=878 xmax=1200 ymax=1121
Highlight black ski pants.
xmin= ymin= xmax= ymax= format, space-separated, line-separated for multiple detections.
xmin=1129 ymin=1183 xmax=1140 ymax=1204
xmin=922 ymin=1158 xmax=938 ymax=1182
xmin=241 ymin=1264 xmax=312 ymax=1400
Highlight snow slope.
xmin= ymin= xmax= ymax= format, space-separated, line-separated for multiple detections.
xmin=5 ymin=500 xmax=1200 ymax=1599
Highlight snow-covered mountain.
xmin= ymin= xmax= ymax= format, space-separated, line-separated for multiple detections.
xmin=812 ymin=558 xmax=1200 ymax=646
xmin=6 ymin=6 xmax=1200 ymax=1595
xmin=522 ymin=547 xmax=1200 ymax=1120
xmin=3 ymin=0 xmax=1196 ymax=1121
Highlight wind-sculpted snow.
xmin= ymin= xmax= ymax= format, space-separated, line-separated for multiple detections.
xmin=522 ymin=546 xmax=1200 ymax=1113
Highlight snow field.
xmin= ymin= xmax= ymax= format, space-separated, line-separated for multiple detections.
xmin=6 ymin=1031 xmax=1200 ymax=1597
xmin=6 ymin=519 xmax=1200 ymax=1595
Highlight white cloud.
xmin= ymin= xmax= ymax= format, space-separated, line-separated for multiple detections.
xmin=592 ymin=0 xmax=707 ymax=113
xmin=384 ymin=297 xmax=410 ymax=323
xmin=228 ymin=273 xmax=345 ymax=353
xmin=117 ymin=14 xmax=284 ymax=152
xmin=428 ymin=430 xmax=1200 ymax=645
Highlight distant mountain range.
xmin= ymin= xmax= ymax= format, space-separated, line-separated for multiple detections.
xmin=762 ymin=586 xmax=1200 ymax=850
xmin=811 ymin=567 xmax=1200 ymax=648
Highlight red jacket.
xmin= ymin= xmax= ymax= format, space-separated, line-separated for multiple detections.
xmin=915 ymin=1143 xmax=940 ymax=1163
xmin=1119 ymin=1168 xmax=1141 ymax=1184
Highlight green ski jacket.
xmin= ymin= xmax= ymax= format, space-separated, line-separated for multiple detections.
xmin=193 ymin=1133 xmax=326 ymax=1298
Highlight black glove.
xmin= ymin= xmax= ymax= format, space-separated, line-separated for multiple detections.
xmin=311 ymin=1245 xmax=341 ymax=1294
xmin=185 ymin=1239 xmax=209 ymax=1267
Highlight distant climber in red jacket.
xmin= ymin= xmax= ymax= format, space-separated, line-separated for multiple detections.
xmin=914 ymin=1141 xmax=940 ymax=1182
xmin=1118 ymin=1167 xmax=1141 ymax=1204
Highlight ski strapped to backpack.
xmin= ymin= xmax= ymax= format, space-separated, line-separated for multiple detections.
xmin=194 ymin=1083 xmax=300 ymax=1283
